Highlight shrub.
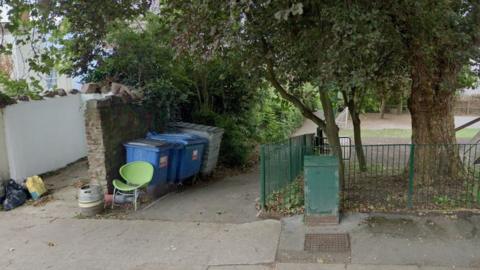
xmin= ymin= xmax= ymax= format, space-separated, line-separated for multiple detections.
xmin=86 ymin=16 xmax=306 ymax=167
xmin=265 ymin=175 xmax=305 ymax=215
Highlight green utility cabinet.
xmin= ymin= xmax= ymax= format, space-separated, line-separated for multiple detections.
xmin=304 ymin=155 xmax=340 ymax=225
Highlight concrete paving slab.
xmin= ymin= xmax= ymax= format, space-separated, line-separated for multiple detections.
xmin=347 ymin=265 xmax=418 ymax=270
xmin=278 ymin=216 xmax=305 ymax=252
xmin=129 ymin=263 xmax=207 ymax=270
xmin=130 ymin=171 xmax=260 ymax=224
xmin=276 ymin=263 xmax=346 ymax=270
xmin=0 ymin=216 xmax=281 ymax=270
xmin=276 ymin=264 xmax=478 ymax=270
xmin=348 ymin=265 xmax=477 ymax=270
xmin=276 ymin=215 xmax=356 ymax=264
xmin=420 ymin=267 xmax=474 ymax=270
xmin=350 ymin=214 xmax=480 ymax=268
xmin=209 ymin=265 xmax=273 ymax=270
xmin=277 ymin=213 xmax=480 ymax=268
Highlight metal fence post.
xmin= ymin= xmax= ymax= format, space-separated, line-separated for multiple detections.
xmin=302 ymin=135 xmax=307 ymax=168
xmin=260 ymin=145 xmax=266 ymax=208
xmin=287 ymin=138 xmax=293 ymax=180
xmin=408 ymin=144 xmax=415 ymax=208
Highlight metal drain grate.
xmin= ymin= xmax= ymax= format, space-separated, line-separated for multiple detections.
xmin=304 ymin=233 xmax=350 ymax=252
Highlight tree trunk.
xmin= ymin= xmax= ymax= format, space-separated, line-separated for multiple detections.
xmin=319 ymin=90 xmax=345 ymax=191
xmin=351 ymin=111 xmax=367 ymax=171
xmin=341 ymin=90 xmax=367 ymax=171
xmin=408 ymin=66 xmax=463 ymax=183
xmin=379 ymin=97 xmax=386 ymax=119
xmin=264 ymin=57 xmax=327 ymax=131
xmin=397 ymin=92 xmax=403 ymax=114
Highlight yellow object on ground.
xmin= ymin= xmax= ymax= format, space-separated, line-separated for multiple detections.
xmin=25 ymin=175 xmax=47 ymax=200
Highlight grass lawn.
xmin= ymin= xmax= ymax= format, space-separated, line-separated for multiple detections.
xmin=339 ymin=128 xmax=480 ymax=139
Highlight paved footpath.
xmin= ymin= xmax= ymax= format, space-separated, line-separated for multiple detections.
xmin=1 ymin=212 xmax=477 ymax=270
xmin=0 ymin=215 xmax=280 ymax=270
xmin=1 ymin=160 xmax=479 ymax=270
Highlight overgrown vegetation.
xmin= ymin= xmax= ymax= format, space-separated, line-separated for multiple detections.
xmin=265 ymin=175 xmax=304 ymax=216
xmin=0 ymin=91 xmax=16 ymax=108
xmin=0 ymin=73 xmax=42 ymax=99
xmin=85 ymin=16 xmax=305 ymax=166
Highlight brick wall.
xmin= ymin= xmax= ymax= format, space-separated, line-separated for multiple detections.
xmin=85 ymin=96 xmax=154 ymax=193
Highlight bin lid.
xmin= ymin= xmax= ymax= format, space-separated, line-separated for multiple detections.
xmin=169 ymin=122 xmax=225 ymax=134
xmin=124 ymin=139 xmax=174 ymax=149
xmin=147 ymin=132 xmax=208 ymax=145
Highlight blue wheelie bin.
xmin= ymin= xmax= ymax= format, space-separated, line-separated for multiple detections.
xmin=146 ymin=132 xmax=208 ymax=183
xmin=124 ymin=139 xmax=174 ymax=189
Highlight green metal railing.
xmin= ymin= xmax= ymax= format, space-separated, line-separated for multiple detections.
xmin=260 ymin=141 xmax=480 ymax=211
xmin=344 ymin=143 xmax=480 ymax=210
xmin=260 ymin=134 xmax=314 ymax=207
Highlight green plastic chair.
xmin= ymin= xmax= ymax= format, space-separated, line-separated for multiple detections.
xmin=112 ymin=161 xmax=154 ymax=211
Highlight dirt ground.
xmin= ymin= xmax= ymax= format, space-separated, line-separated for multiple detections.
xmin=2 ymin=158 xmax=261 ymax=224
xmin=2 ymin=160 xmax=89 ymax=219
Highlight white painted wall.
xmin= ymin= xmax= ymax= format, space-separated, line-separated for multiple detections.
xmin=3 ymin=95 xmax=87 ymax=181
xmin=0 ymin=110 xmax=10 ymax=180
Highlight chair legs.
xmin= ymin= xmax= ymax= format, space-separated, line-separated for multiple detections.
xmin=111 ymin=187 xmax=116 ymax=210
xmin=134 ymin=189 xmax=138 ymax=211
xmin=111 ymin=188 xmax=140 ymax=211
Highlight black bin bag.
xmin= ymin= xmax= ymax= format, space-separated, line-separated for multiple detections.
xmin=3 ymin=180 xmax=28 ymax=211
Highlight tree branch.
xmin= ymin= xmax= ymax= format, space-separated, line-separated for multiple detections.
xmin=261 ymin=39 xmax=326 ymax=130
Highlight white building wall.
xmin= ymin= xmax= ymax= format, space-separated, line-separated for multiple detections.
xmin=3 ymin=95 xmax=87 ymax=181
xmin=2 ymin=29 xmax=76 ymax=91
xmin=57 ymin=75 xmax=73 ymax=90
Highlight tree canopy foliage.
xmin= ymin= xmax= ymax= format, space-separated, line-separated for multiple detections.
xmin=165 ymin=1 xmax=479 ymax=140
xmin=84 ymin=15 xmax=305 ymax=166
xmin=2 ymin=0 xmax=480 ymax=171
xmin=1 ymin=0 xmax=150 ymax=75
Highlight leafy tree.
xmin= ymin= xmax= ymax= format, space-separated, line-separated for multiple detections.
xmin=165 ymin=0 xmax=480 ymax=181
xmin=4 ymin=0 xmax=480 ymax=179
xmin=2 ymin=0 xmax=150 ymax=75
xmin=86 ymin=15 xmax=302 ymax=166
xmin=313 ymin=3 xmax=407 ymax=171
xmin=374 ymin=1 xmax=480 ymax=178
xmin=85 ymin=15 xmax=192 ymax=127
xmin=160 ymin=1 xmax=356 ymax=187
xmin=0 ymin=72 xmax=42 ymax=98
xmin=164 ymin=1 xmax=345 ymax=161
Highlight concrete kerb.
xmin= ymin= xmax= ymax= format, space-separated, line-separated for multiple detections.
xmin=276 ymin=264 xmax=477 ymax=270
xmin=208 ymin=264 xmax=274 ymax=270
